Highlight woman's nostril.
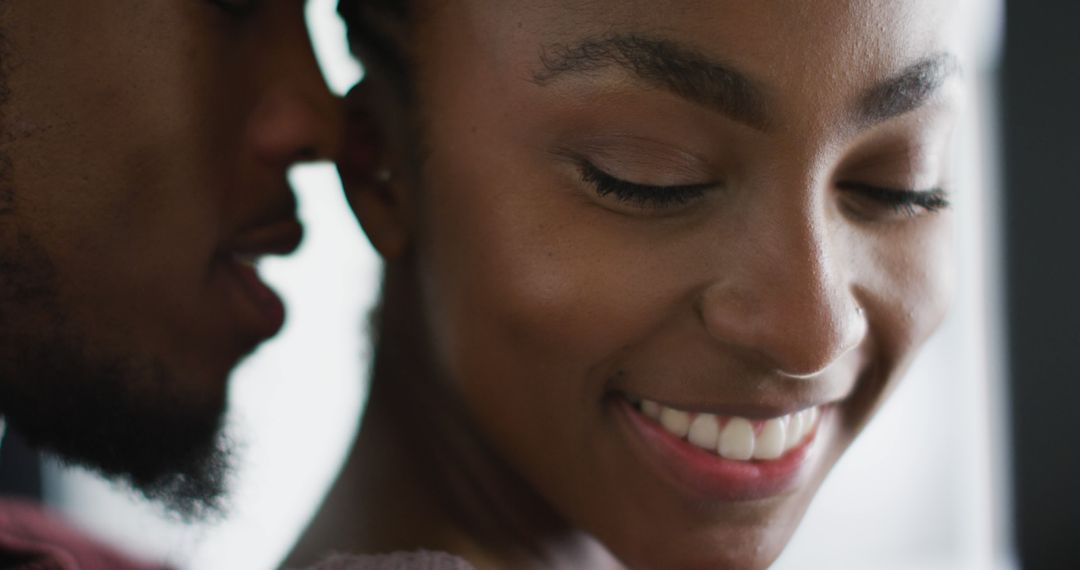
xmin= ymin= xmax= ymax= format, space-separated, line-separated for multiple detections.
xmin=698 ymin=279 xmax=865 ymax=378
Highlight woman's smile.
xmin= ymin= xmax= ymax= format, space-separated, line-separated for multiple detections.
xmin=615 ymin=394 xmax=828 ymax=502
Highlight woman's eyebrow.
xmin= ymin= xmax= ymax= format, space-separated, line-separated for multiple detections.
xmin=532 ymin=33 xmax=961 ymax=131
xmin=533 ymin=33 xmax=770 ymax=131
xmin=857 ymin=53 xmax=962 ymax=127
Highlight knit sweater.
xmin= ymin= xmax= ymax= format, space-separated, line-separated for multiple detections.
xmin=303 ymin=550 xmax=477 ymax=570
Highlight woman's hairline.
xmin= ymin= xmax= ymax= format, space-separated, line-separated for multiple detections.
xmin=338 ymin=0 xmax=417 ymax=101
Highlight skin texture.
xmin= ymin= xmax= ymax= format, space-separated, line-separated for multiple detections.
xmin=0 ymin=0 xmax=339 ymax=516
xmin=292 ymin=0 xmax=962 ymax=568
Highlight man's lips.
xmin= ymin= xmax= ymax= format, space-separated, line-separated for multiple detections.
xmin=218 ymin=218 xmax=305 ymax=342
xmin=226 ymin=219 xmax=304 ymax=258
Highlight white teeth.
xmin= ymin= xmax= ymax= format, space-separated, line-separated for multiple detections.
xmin=799 ymin=410 xmax=812 ymax=440
xmin=687 ymin=414 xmax=720 ymax=450
xmin=718 ymin=417 xmax=755 ymax=460
xmin=659 ymin=407 xmax=691 ymax=438
xmin=635 ymin=397 xmax=824 ymax=462
xmin=785 ymin=411 xmax=805 ymax=449
xmin=797 ymin=409 xmax=813 ymax=441
xmin=753 ymin=418 xmax=787 ymax=460
xmin=641 ymin=399 xmax=662 ymax=420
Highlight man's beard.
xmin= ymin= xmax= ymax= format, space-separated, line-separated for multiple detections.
xmin=0 ymin=170 xmax=231 ymax=523
xmin=0 ymin=24 xmax=232 ymax=521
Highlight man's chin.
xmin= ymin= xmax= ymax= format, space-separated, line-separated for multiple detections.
xmin=43 ymin=417 xmax=236 ymax=523
xmin=1 ymin=229 xmax=237 ymax=520
xmin=0 ymin=335 xmax=235 ymax=521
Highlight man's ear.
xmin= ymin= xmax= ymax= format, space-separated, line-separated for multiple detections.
xmin=338 ymin=80 xmax=412 ymax=260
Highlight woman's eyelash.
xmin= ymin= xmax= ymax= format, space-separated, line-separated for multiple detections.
xmin=579 ymin=162 xmax=713 ymax=208
xmin=837 ymin=181 xmax=952 ymax=216
xmin=577 ymin=162 xmax=949 ymax=216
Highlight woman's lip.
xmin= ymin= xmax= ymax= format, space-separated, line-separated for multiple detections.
xmin=614 ymin=397 xmax=823 ymax=502
xmin=616 ymin=388 xmax=839 ymax=420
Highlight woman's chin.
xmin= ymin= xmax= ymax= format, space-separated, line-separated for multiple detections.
xmin=603 ymin=517 xmax=803 ymax=570
xmin=585 ymin=400 xmax=854 ymax=570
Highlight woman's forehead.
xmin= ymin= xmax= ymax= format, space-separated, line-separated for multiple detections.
xmin=417 ymin=0 xmax=963 ymax=131
xmin=428 ymin=1 xmax=959 ymax=77
xmin=439 ymin=0 xmax=961 ymax=42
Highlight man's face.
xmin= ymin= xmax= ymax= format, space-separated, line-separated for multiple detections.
xmin=0 ymin=0 xmax=338 ymax=515
xmin=363 ymin=0 xmax=961 ymax=567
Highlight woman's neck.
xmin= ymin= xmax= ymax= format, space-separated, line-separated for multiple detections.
xmin=290 ymin=269 xmax=621 ymax=570
xmin=351 ymin=329 xmax=615 ymax=569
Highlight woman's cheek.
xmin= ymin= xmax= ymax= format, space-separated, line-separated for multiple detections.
xmin=889 ymin=216 xmax=954 ymax=350
xmin=431 ymin=209 xmax=635 ymax=377
xmin=846 ymin=215 xmax=954 ymax=405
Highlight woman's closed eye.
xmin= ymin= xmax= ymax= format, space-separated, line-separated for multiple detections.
xmin=837 ymin=181 xmax=952 ymax=221
xmin=574 ymin=153 xmax=951 ymax=220
xmin=578 ymin=161 xmax=717 ymax=211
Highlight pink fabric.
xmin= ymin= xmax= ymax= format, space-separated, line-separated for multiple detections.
xmin=303 ymin=550 xmax=476 ymax=570
xmin=0 ymin=498 xmax=169 ymax=570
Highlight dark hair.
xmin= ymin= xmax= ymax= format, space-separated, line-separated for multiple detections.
xmin=338 ymin=0 xmax=414 ymax=98
xmin=337 ymin=0 xmax=435 ymax=186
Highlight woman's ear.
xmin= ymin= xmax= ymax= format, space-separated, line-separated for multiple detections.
xmin=338 ymin=81 xmax=412 ymax=260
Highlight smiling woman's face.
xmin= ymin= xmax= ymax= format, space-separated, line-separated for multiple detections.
xmin=358 ymin=0 xmax=961 ymax=568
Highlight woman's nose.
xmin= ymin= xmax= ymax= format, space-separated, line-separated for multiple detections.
xmin=697 ymin=199 xmax=867 ymax=378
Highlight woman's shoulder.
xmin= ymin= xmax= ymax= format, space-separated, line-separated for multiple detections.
xmin=299 ymin=550 xmax=477 ymax=570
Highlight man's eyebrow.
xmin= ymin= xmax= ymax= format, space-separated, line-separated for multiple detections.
xmin=857 ymin=53 xmax=962 ymax=126
xmin=533 ymin=34 xmax=771 ymax=131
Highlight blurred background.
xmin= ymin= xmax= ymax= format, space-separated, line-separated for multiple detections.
xmin=2 ymin=0 xmax=1077 ymax=568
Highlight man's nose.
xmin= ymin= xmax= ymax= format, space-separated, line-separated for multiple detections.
xmin=248 ymin=17 xmax=343 ymax=167
xmin=697 ymin=193 xmax=867 ymax=379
